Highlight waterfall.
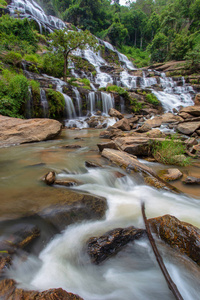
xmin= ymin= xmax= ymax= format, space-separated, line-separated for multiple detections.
xmin=40 ymin=88 xmax=49 ymax=117
xmin=87 ymin=92 xmax=96 ymax=114
xmin=120 ymin=71 xmax=137 ymax=89
xmin=7 ymin=0 xmax=66 ymax=33
xmin=152 ymin=72 xmax=194 ymax=112
xmin=63 ymin=94 xmax=77 ymax=119
xmin=26 ymin=87 xmax=33 ymax=119
xmin=101 ymin=92 xmax=114 ymax=115
xmin=117 ymin=52 xmax=136 ymax=70
xmin=44 ymin=75 xmax=76 ymax=119
xmin=140 ymin=71 xmax=158 ymax=88
xmin=73 ymin=87 xmax=82 ymax=117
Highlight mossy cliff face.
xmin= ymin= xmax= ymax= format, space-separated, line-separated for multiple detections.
xmin=45 ymin=89 xmax=65 ymax=118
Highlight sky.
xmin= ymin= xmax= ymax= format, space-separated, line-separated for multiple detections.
xmin=119 ymin=0 xmax=128 ymax=5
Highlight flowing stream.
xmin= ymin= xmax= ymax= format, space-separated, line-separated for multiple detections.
xmin=0 ymin=129 xmax=199 ymax=299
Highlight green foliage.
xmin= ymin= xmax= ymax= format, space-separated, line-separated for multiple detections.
xmin=36 ymin=0 xmax=200 ymax=66
xmin=0 ymin=0 xmax=7 ymax=8
xmin=145 ymin=93 xmax=160 ymax=106
xmin=48 ymin=28 xmax=99 ymax=81
xmin=129 ymin=98 xmax=143 ymax=112
xmin=3 ymin=51 xmax=22 ymax=66
xmin=120 ymin=45 xmax=150 ymax=67
xmin=0 ymin=15 xmax=38 ymax=54
xmin=46 ymin=89 xmax=65 ymax=118
xmin=152 ymin=136 xmax=191 ymax=166
xmin=79 ymin=78 xmax=90 ymax=87
xmin=106 ymin=85 xmax=128 ymax=97
xmin=42 ymin=52 xmax=64 ymax=78
xmin=0 ymin=70 xmax=29 ymax=118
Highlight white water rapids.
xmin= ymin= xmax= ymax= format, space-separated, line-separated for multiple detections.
xmin=4 ymin=129 xmax=200 ymax=300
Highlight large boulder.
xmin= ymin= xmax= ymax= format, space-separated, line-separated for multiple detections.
xmin=112 ymin=118 xmax=131 ymax=131
xmin=148 ymin=215 xmax=200 ymax=266
xmin=108 ymin=108 xmax=123 ymax=119
xmin=39 ymin=190 xmax=107 ymax=231
xmin=87 ymin=226 xmax=145 ymax=264
xmin=0 ymin=115 xmax=62 ymax=147
xmin=177 ymin=121 xmax=200 ymax=135
xmin=0 ymin=279 xmax=83 ymax=300
xmin=179 ymin=106 xmax=200 ymax=117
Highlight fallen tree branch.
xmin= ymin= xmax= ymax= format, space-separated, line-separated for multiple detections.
xmin=141 ymin=202 xmax=184 ymax=300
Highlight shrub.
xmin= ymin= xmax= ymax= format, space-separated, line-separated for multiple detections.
xmin=3 ymin=51 xmax=22 ymax=66
xmin=145 ymin=93 xmax=160 ymax=106
xmin=152 ymin=136 xmax=191 ymax=166
xmin=42 ymin=52 xmax=64 ymax=78
xmin=0 ymin=71 xmax=29 ymax=118
xmin=79 ymin=78 xmax=91 ymax=89
xmin=46 ymin=89 xmax=65 ymax=118
xmin=106 ymin=85 xmax=129 ymax=98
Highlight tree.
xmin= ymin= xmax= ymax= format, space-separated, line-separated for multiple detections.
xmin=49 ymin=28 xmax=99 ymax=81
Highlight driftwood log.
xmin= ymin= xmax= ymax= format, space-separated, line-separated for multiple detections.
xmin=141 ymin=202 xmax=183 ymax=300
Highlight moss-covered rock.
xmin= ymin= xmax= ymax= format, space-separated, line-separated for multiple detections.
xmin=46 ymin=88 xmax=65 ymax=118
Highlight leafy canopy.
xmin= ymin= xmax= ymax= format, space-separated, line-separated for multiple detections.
xmin=48 ymin=28 xmax=99 ymax=80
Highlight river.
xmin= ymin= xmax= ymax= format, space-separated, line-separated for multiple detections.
xmin=0 ymin=128 xmax=200 ymax=300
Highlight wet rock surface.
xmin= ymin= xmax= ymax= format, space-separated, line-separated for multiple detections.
xmin=101 ymin=148 xmax=179 ymax=192
xmin=108 ymin=108 xmax=123 ymax=119
xmin=158 ymin=169 xmax=183 ymax=182
xmin=39 ymin=192 xmax=107 ymax=231
xmin=0 ymin=279 xmax=83 ymax=300
xmin=87 ymin=226 xmax=146 ymax=264
xmin=183 ymin=176 xmax=200 ymax=184
xmin=0 ymin=115 xmax=62 ymax=147
xmin=148 ymin=215 xmax=200 ymax=266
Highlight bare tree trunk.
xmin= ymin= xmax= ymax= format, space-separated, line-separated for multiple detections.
xmin=134 ymin=30 xmax=137 ymax=47
xmin=63 ymin=54 xmax=68 ymax=82
xmin=141 ymin=202 xmax=183 ymax=300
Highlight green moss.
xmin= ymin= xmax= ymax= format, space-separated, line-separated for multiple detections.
xmin=145 ymin=93 xmax=160 ymax=106
xmin=152 ymin=136 xmax=192 ymax=166
xmin=71 ymin=56 xmax=96 ymax=73
xmin=29 ymin=80 xmax=43 ymax=117
xmin=46 ymin=89 xmax=65 ymax=118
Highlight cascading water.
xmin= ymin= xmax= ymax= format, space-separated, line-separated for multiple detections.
xmin=5 ymin=143 xmax=200 ymax=300
xmin=7 ymin=0 xmax=66 ymax=33
xmin=152 ymin=72 xmax=194 ymax=112
xmin=26 ymin=87 xmax=33 ymax=118
xmin=101 ymin=92 xmax=114 ymax=115
xmin=43 ymin=74 xmax=77 ymax=119
xmin=40 ymin=88 xmax=49 ymax=117
xmin=73 ymin=87 xmax=82 ymax=117
xmin=87 ymin=91 xmax=96 ymax=114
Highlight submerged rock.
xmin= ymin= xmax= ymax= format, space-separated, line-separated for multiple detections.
xmin=85 ymin=161 xmax=103 ymax=168
xmin=0 ymin=279 xmax=83 ymax=300
xmin=148 ymin=215 xmax=200 ymax=266
xmin=158 ymin=169 xmax=183 ymax=182
xmin=40 ymin=192 xmax=107 ymax=231
xmin=87 ymin=226 xmax=145 ymax=264
xmin=0 ymin=115 xmax=62 ymax=147
xmin=183 ymin=176 xmax=200 ymax=184
xmin=44 ymin=171 xmax=56 ymax=185
xmin=55 ymin=179 xmax=82 ymax=186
